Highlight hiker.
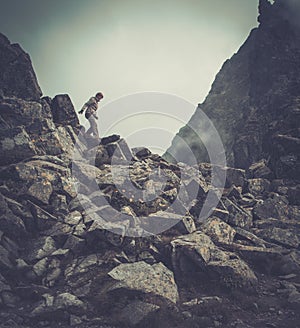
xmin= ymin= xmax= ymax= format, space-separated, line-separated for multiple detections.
xmin=78 ymin=92 xmax=104 ymax=139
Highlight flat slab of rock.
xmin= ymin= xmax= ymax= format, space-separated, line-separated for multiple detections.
xmin=108 ymin=261 xmax=179 ymax=304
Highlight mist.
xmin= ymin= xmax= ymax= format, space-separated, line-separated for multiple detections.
xmin=0 ymin=0 xmax=259 ymax=152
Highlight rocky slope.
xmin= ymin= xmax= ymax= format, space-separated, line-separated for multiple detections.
xmin=0 ymin=11 xmax=300 ymax=328
xmin=165 ymin=0 xmax=300 ymax=181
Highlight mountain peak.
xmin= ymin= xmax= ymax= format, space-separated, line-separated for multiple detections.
xmin=0 ymin=32 xmax=42 ymax=101
xmin=165 ymin=0 xmax=300 ymax=180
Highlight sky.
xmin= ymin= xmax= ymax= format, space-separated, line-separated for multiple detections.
xmin=0 ymin=0 xmax=259 ymax=153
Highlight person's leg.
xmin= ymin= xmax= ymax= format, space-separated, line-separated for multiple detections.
xmin=88 ymin=116 xmax=99 ymax=138
xmin=86 ymin=125 xmax=93 ymax=135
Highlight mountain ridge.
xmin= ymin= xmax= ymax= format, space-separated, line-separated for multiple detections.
xmin=164 ymin=0 xmax=300 ymax=181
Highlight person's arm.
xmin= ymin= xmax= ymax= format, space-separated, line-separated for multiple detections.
xmin=78 ymin=97 xmax=95 ymax=114
xmin=78 ymin=103 xmax=87 ymax=114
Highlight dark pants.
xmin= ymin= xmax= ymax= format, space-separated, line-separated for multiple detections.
xmin=86 ymin=115 xmax=99 ymax=138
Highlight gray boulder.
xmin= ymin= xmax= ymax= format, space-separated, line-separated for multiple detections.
xmin=51 ymin=94 xmax=79 ymax=128
xmin=171 ymin=232 xmax=258 ymax=288
xmin=107 ymin=261 xmax=179 ymax=304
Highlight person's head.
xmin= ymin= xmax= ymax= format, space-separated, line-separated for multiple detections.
xmin=95 ymin=92 xmax=104 ymax=102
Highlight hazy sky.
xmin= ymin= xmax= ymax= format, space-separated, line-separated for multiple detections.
xmin=0 ymin=0 xmax=259 ymax=152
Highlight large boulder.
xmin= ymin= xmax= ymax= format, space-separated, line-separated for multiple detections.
xmin=50 ymin=94 xmax=79 ymax=128
xmin=201 ymin=216 xmax=236 ymax=244
xmin=171 ymin=232 xmax=258 ymax=289
xmin=107 ymin=261 xmax=179 ymax=304
xmin=0 ymin=127 xmax=37 ymax=165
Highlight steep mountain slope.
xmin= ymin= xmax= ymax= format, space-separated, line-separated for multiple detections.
xmin=1 ymin=6 xmax=300 ymax=327
xmin=165 ymin=0 xmax=300 ymax=180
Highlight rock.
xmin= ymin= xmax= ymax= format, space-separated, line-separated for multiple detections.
xmin=271 ymin=181 xmax=300 ymax=206
xmin=27 ymin=236 xmax=56 ymax=262
xmin=201 ymin=217 xmax=236 ymax=244
xmin=0 ymin=194 xmax=27 ymax=238
xmin=0 ymin=244 xmax=14 ymax=270
xmin=50 ymin=194 xmax=68 ymax=216
xmin=39 ymin=126 xmax=76 ymax=160
xmin=28 ymin=180 xmax=53 ymax=205
xmin=1 ymin=235 xmax=19 ymax=258
xmin=184 ymin=175 xmax=208 ymax=200
xmin=174 ymin=215 xmax=196 ymax=234
xmin=212 ymin=207 xmax=230 ymax=221
xmin=288 ymin=290 xmax=300 ymax=309
xmin=1 ymin=291 xmax=19 ymax=307
xmin=256 ymin=227 xmax=300 ymax=248
xmin=248 ymin=160 xmax=273 ymax=179
xmin=171 ymin=232 xmax=257 ymax=288
xmin=100 ymin=134 xmax=120 ymax=145
xmin=247 ymin=178 xmax=271 ymax=197
xmin=50 ymin=94 xmax=79 ymax=128
xmin=94 ymin=145 xmax=111 ymax=167
xmin=70 ymin=315 xmax=83 ymax=326
xmin=142 ymin=211 xmax=190 ymax=235
xmin=72 ymin=161 xmax=103 ymax=187
xmin=239 ymin=193 xmax=257 ymax=207
xmin=64 ymin=211 xmax=82 ymax=226
xmin=31 ymin=292 xmax=86 ymax=318
xmin=182 ymin=296 xmax=223 ymax=315
xmin=32 ymin=258 xmax=48 ymax=277
xmin=0 ymin=97 xmax=53 ymax=130
xmin=226 ymin=185 xmax=242 ymax=200
xmin=116 ymin=138 xmax=133 ymax=162
xmin=119 ymin=300 xmax=160 ymax=326
xmin=65 ymin=254 xmax=104 ymax=279
xmin=64 ymin=254 xmax=106 ymax=298
xmin=0 ymin=33 xmax=42 ymax=100
xmin=275 ymin=154 xmax=299 ymax=180
xmin=95 ymin=138 xmax=133 ymax=166
xmin=133 ymin=147 xmax=152 ymax=159
xmin=0 ymin=159 xmax=74 ymax=207
xmin=229 ymin=244 xmax=300 ymax=276
xmin=287 ymin=185 xmax=300 ymax=206
xmin=62 ymin=235 xmax=85 ymax=254
xmin=60 ymin=175 xmax=77 ymax=199
xmin=253 ymin=193 xmax=289 ymax=220
xmin=53 ymin=292 xmax=86 ymax=313
xmin=234 ymin=227 xmax=267 ymax=247
xmin=107 ymin=261 xmax=179 ymax=304
xmin=86 ymin=215 xmax=128 ymax=246
xmin=225 ymin=167 xmax=246 ymax=188
xmin=0 ymin=127 xmax=37 ymax=165
xmin=223 ymin=198 xmax=253 ymax=228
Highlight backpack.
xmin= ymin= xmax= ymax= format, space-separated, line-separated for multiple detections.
xmin=85 ymin=107 xmax=93 ymax=119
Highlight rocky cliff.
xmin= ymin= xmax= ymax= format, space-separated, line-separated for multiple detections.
xmin=0 ymin=6 xmax=300 ymax=327
xmin=165 ymin=0 xmax=300 ymax=181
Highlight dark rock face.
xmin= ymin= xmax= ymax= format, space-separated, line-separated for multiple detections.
xmin=50 ymin=94 xmax=80 ymax=128
xmin=165 ymin=0 xmax=300 ymax=180
xmin=0 ymin=33 xmax=42 ymax=101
